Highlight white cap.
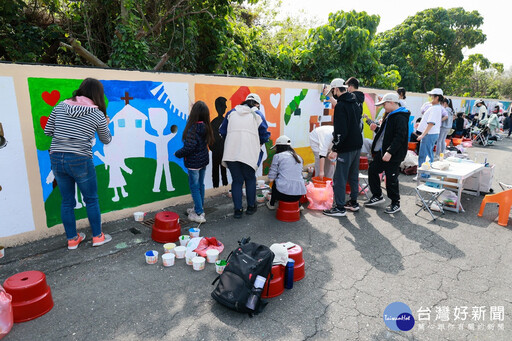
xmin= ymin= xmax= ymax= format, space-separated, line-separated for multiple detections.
xmin=271 ymin=135 xmax=291 ymax=149
xmin=245 ymin=93 xmax=261 ymax=104
xmin=427 ymin=88 xmax=443 ymax=96
xmin=375 ymin=93 xmax=400 ymax=106
xmin=269 ymin=243 xmax=289 ymax=266
xmin=330 ymin=78 xmax=347 ymax=89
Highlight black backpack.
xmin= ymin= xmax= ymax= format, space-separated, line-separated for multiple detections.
xmin=211 ymin=237 xmax=274 ymax=315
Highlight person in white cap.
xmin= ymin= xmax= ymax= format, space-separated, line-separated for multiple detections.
xmin=474 ymin=99 xmax=488 ymax=124
xmin=364 ymin=93 xmax=410 ymax=214
xmin=322 ymin=78 xmax=363 ymax=217
xmin=219 ymin=93 xmax=270 ymax=219
xmin=266 ymin=135 xmax=307 ymax=210
xmin=415 ymin=88 xmax=444 ymax=175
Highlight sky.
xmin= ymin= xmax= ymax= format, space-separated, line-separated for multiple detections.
xmin=277 ymin=0 xmax=512 ymax=70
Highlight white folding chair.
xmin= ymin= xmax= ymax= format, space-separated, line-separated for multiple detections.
xmin=415 ymin=184 xmax=445 ymax=220
xmin=358 ymin=173 xmax=370 ymax=199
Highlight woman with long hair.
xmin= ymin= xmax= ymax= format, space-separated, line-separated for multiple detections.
xmin=44 ymin=78 xmax=112 ymax=249
xmin=175 ymin=100 xmax=215 ymax=223
xmin=436 ymin=97 xmax=455 ymax=156
xmin=266 ymin=135 xmax=307 ymax=210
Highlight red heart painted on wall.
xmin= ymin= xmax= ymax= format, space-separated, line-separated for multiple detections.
xmin=42 ymin=90 xmax=60 ymax=106
xmin=40 ymin=116 xmax=49 ymax=130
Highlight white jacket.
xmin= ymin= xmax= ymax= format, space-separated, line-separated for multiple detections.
xmin=221 ymin=105 xmax=268 ymax=170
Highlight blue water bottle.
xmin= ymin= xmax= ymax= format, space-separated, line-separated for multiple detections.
xmin=285 ymin=258 xmax=295 ymax=289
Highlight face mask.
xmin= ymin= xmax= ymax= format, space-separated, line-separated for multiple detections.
xmin=333 ymin=93 xmax=340 ymax=100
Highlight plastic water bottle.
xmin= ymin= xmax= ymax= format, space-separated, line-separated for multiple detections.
xmin=285 ymin=258 xmax=295 ymax=289
xmin=245 ymin=275 xmax=266 ymax=311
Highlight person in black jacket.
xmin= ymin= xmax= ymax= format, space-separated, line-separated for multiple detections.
xmin=364 ymin=93 xmax=410 ymax=214
xmin=323 ymin=78 xmax=363 ymax=217
xmin=175 ymin=101 xmax=215 ymax=223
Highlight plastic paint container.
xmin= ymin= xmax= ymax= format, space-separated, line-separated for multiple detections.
xmin=163 ymin=243 xmax=176 ymax=254
xmin=145 ymin=250 xmax=158 ymax=265
xmin=179 ymin=235 xmax=190 ymax=246
xmin=162 ymin=253 xmax=175 ymax=267
xmin=215 ymin=260 xmax=227 ymax=274
xmin=174 ymin=246 xmax=186 ymax=259
xmin=186 ymin=252 xmax=197 ymax=265
xmin=133 ymin=211 xmax=145 ymax=221
xmin=192 ymin=257 xmax=206 ymax=271
xmin=257 ymin=179 xmax=265 ymax=188
xmin=206 ymin=249 xmax=220 ymax=263
xmin=189 ymin=228 xmax=200 ymax=238
xmin=256 ymin=194 xmax=265 ymax=203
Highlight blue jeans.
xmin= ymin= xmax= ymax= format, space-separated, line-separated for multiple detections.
xmin=226 ymin=161 xmax=256 ymax=210
xmin=418 ymin=133 xmax=438 ymax=168
xmin=333 ymin=149 xmax=360 ymax=208
xmin=188 ymin=168 xmax=206 ymax=215
xmin=50 ymin=152 xmax=102 ymax=239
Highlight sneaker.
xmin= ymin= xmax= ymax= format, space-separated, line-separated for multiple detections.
xmin=323 ymin=207 xmax=347 ymax=217
xmin=186 ymin=208 xmax=194 ymax=215
xmin=364 ymin=196 xmax=385 ymax=207
xmin=412 ymin=176 xmax=418 ymax=181
xmin=246 ymin=205 xmax=257 ymax=215
xmin=344 ymin=200 xmax=360 ymax=212
xmin=67 ymin=232 xmax=86 ymax=250
xmin=188 ymin=211 xmax=206 ymax=223
xmin=384 ymin=203 xmax=401 ymax=214
xmin=233 ymin=209 xmax=243 ymax=219
xmin=266 ymin=201 xmax=277 ymax=210
xmin=92 ymin=232 xmax=112 ymax=247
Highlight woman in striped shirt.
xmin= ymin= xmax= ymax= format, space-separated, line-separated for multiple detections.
xmin=44 ymin=78 xmax=113 ymax=250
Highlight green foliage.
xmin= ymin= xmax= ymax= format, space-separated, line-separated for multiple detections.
xmin=376 ymin=7 xmax=486 ymax=92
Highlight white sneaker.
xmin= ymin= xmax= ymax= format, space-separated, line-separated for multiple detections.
xmin=412 ymin=176 xmax=418 ymax=181
xmin=186 ymin=208 xmax=194 ymax=215
xmin=188 ymin=211 xmax=206 ymax=223
xmin=266 ymin=201 xmax=277 ymax=210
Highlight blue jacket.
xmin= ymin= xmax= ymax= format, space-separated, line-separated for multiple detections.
xmin=175 ymin=122 xmax=209 ymax=169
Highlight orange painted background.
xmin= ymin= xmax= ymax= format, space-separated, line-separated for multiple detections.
xmin=195 ymin=84 xmax=282 ymax=143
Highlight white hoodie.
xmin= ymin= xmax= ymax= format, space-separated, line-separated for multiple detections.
xmin=221 ymin=105 xmax=265 ymax=170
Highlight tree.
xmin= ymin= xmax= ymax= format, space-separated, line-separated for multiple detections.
xmin=376 ymin=7 xmax=486 ymax=92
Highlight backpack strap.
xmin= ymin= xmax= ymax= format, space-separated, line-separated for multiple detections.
xmin=211 ymin=275 xmax=220 ymax=286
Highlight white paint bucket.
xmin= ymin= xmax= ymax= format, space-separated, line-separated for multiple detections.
xmin=145 ymin=250 xmax=158 ymax=265
xmin=189 ymin=228 xmax=200 ymax=238
xmin=163 ymin=243 xmax=176 ymax=254
xmin=186 ymin=252 xmax=197 ymax=265
xmin=206 ymin=249 xmax=219 ymax=263
xmin=162 ymin=253 xmax=175 ymax=267
xmin=192 ymin=257 xmax=206 ymax=271
xmin=179 ymin=235 xmax=190 ymax=246
xmin=174 ymin=246 xmax=186 ymax=259
xmin=133 ymin=212 xmax=145 ymax=221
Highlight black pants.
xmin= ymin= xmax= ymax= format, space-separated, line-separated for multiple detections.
xmin=270 ymin=182 xmax=302 ymax=205
xmin=211 ymin=150 xmax=228 ymax=188
xmin=368 ymin=153 xmax=401 ymax=205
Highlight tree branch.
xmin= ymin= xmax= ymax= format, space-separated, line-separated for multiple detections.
xmin=61 ymin=38 xmax=109 ymax=68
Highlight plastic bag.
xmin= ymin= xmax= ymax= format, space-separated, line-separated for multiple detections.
xmin=306 ymin=181 xmax=333 ymax=210
xmin=0 ymin=286 xmax=13 ymax=340
xmin=194 ymin=237 xmax=224 ymax=257
xmin=439 ymin=190 xmax=458 ymax=209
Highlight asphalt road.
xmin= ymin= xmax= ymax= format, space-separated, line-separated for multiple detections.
xmin=1 ymin=138 xmax=512 ymax=340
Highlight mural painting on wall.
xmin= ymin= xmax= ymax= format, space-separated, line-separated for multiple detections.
xmin=195 ymin=84 xmax=282 ymax=179
xmin=0 ymin=77 xmax=36 ymax=237
xmin=28 ymin=78 xmax=191 ymax=227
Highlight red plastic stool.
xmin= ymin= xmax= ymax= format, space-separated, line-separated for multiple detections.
xmin=3 ymin=271 xmax=53 ymax=322
xmin=299 ymin=194 xmax=308 ymax=204
xmin=276 ymin=201 xmax=300 ymax=222
xmin=359 ymin=156 xmax=369 ymax=170
xmin=261 ymin=265 xmax=285 ymax=298
xmin=285 ymin=244 xmax=305 ymax=281
xmin=151 ymin=211 xmax=181 ymax=243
